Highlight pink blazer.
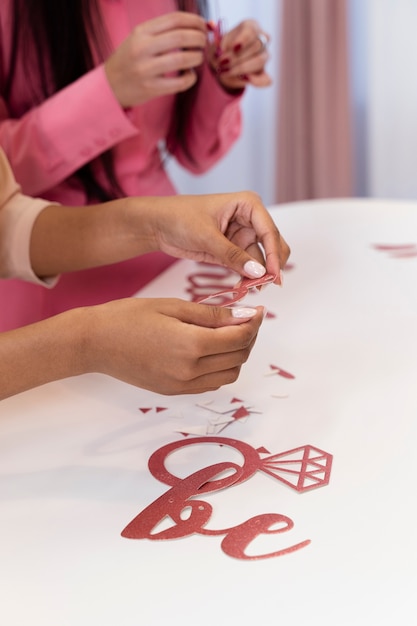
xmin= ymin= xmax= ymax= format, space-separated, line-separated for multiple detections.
xmin=0 ymin=0 xmax=243 ymax=330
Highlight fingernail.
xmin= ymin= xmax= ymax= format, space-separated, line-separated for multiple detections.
xmin=244 ymin=260 xmax=266 ymax=278
xmin=233 ymin=43 xmax=242 ymax=53
xmin=231 ymin=307 xmax=258 ymax=319
xmin=240 ymin=74 xmax=249 ymax=81
xmin=219 ymin=57 xmax=230 ymax=66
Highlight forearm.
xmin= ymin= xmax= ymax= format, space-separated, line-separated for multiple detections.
xmin=29 ymin=197 xmax=159 ymax=277
xmin=0 ymin=67 xmax=137 ymax=196
xmin=0 ymin=308 xmax=88 ymax=400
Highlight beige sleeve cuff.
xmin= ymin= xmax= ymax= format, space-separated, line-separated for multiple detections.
xmin=0 ymin=193 xmax=59 ymax=287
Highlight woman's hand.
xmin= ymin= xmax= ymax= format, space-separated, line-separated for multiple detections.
xmin=104 ymin=11 xmax=207 ymax=108
xmin=140 ymin=191 xmax=290 ymax=285
xmin=208 ymin=20 xmax=272 ymax=91
xmin=0 ymin=298 xmax=264 ymax=399
xmin=30 ymin=192 xmax=289 ymax=284
xmin=83 ymin=298 xmax=265 ymax=395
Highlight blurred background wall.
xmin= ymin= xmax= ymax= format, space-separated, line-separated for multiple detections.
xmin=168 ymin=0 xmax=417 ymax=206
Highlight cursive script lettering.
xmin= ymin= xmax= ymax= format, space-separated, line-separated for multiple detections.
xmin=122 ymin=437 xmax=313 ymax=560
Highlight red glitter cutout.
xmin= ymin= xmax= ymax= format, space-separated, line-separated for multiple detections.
xmin=121 ymin=437 xmax=332 ymax=560
xmin=269 ymin=365 xmax=295 ymax=379
xmin=259 ymin=445 xmax=333 ymax=492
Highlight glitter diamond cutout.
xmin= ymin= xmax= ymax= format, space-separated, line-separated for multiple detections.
xmin=259 ymin=445 xmax=333 ymax=492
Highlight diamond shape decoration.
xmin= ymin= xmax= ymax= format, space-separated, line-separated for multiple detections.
xmin=259 ymin=445 xmax=333 ymax=492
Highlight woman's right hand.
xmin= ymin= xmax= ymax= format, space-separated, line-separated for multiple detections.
xmin=82 ymin=298 xmax=264 ymax=395
xmin=104 ymin=11 xmax=207 ymax=108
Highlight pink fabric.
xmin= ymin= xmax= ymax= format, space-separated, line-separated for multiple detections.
xmin=276 ymin=0 xmax=353 ymax=203
xmin=0 ymin=0 xmax=243 ymax=330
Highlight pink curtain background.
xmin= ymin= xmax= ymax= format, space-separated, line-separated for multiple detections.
xmin=276 ymin=0 xmax=353 ymax=203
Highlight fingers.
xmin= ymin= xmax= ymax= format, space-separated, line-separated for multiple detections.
xmin=148 ymin=28 xmax=207 ymax=58
xmin=221 ymin=193 xmax=289 ymax=283
xmin=88 ymin=297 xmax=265 ymax=396
xmin=196 ymin=328 xmax=259 ymax=374
xmin=151 ymin=69 xmax=199 ymax=96
xmin=152 ymin=191 xmax=290 ymax=285
xmin=151 ymin=47 xmax=204 ymax=77
xmin=218 ymin=52 xmax=271 ymax=88
xmin=207 ymin=236 xmax=268 ymax=281
xmin=164 ymin=299 xmax=264 ymax=333
xmin=251 ymin=223 xmax=290 ymax=283
xmin=142 ymin=11 xmax=207 ymax=37
xmin=245 ymin=71 xmax=273 ymax=88
xmin=158 ymin=302 xmax=264 ymax=394
xmin=106 ymin=12 xmax=208 ymax=107
xmin=222 ymin=20 xmax=269 ymax=57
xmin=230 ymin=32 xmax=270 ymax=64
xmin=135 ymin=12 xmax=207 ymax=62
xmin=213 ymin=20 xmax=271 ymax=89
xmin=271 ymin=233 xmax=291 ymax=281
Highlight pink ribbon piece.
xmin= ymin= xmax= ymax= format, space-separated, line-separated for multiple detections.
xmin=196 ymin=273 xmax=277 ymax=306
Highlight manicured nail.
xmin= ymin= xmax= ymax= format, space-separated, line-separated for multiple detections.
xmin=244 ymin=260 xmax=266 ymax=278
xmin=231 ymin=307 xmax=257 ymax=319
xmin=234 ymin=43 xmax=242 ymax=53
xmin=219 ymin=57 xmax=230 ymax=66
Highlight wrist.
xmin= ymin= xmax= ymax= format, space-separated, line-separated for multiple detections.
xmin=49 ymin=308 xmax=93 ymax=379
xmin=122 ymin=196 xmax=161 ymax=253
xmin=0 ymin=309 xmax=90 ymax=400
xmin=69 ymin=306 xmax=102 ymax=376
xmin=83 ymin=196 xmax=159 ymax=265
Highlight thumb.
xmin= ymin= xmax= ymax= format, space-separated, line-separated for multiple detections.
xmin=210 ymin=237 xmax=267 ymax=280
xmin=174 ymin=300 xmax=265 ymax=329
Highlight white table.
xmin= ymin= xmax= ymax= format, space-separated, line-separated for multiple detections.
xmin=1 ymin=198 xmax=417 ymax=626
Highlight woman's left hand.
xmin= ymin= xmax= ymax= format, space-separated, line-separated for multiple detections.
xmin=207 ymin=20 xmax=272 ymax=91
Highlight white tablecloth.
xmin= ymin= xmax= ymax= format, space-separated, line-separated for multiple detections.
xmin=1 ymin=198 xmax=416 ymax=626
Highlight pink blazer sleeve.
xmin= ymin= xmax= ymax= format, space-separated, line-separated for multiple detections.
xmin=0 ymin=65 xmax=138 ymax=196
xmin=0 ymin=148 xmax=57 ymax=285
xmin=171 ymin=62 xmax=244 ymax=174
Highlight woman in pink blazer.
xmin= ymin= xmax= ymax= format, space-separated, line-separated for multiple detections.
xmin=0 ymin=0 xmax=271 ymax=330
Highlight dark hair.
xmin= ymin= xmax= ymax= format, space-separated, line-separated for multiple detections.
xmin=4 ymin=0 xmax=208 ymax=201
